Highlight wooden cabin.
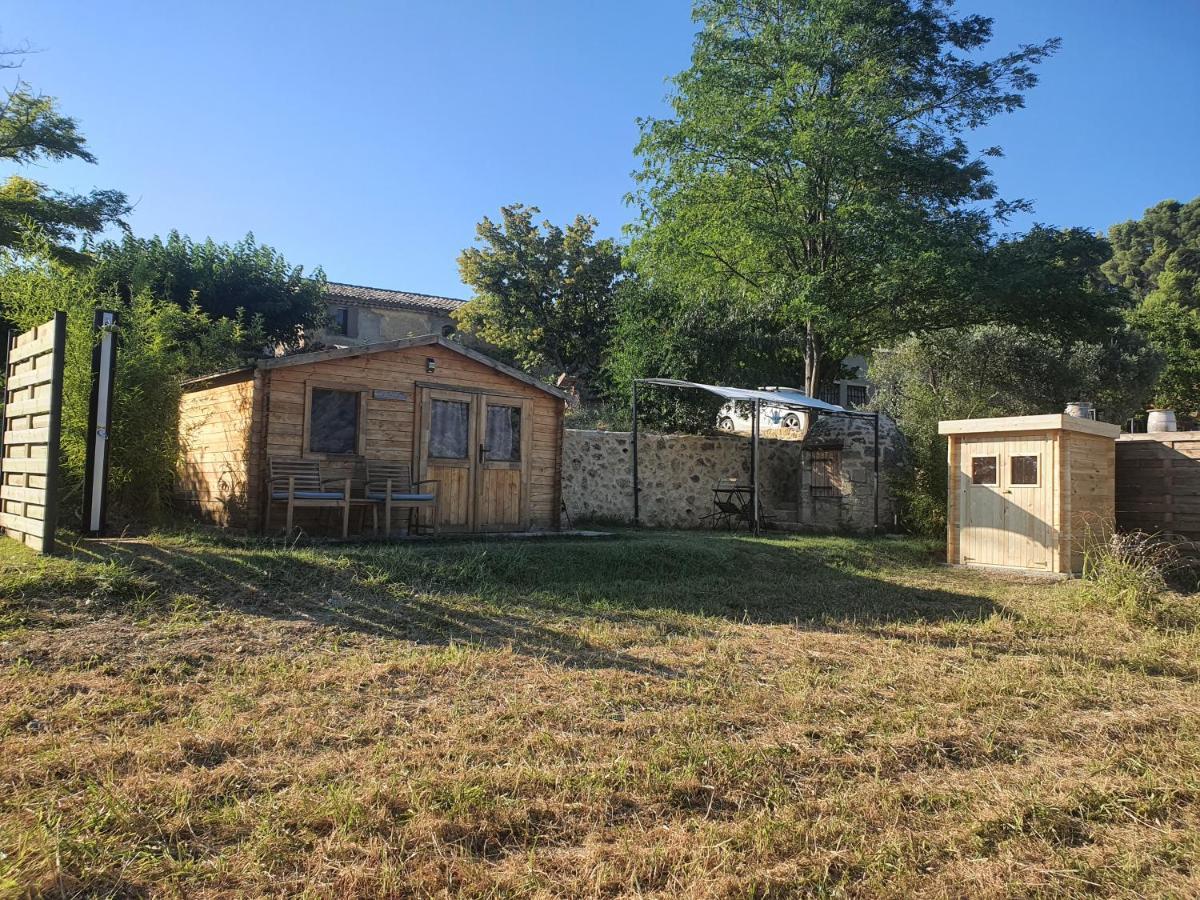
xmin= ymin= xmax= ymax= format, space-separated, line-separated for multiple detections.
xmin=177 ymin=335 xmax=568 ymax=534
xmin=939 ymin=415 xmax=1119 ymax=575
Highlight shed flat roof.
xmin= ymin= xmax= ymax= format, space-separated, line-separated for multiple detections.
xmin=938 ymin=414 xmax=1121 ymax=438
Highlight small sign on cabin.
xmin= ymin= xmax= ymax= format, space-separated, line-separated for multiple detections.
xmin=372 ymin=389 xmax=408 ymax=402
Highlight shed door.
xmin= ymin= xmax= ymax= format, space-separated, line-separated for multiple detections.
xmin=418 ymin=388 xmax=478 ymax=532
xmin=960 ymin=435 xmax=1053 ymax=570
xmin=476 ymin=396 xmax=532 ymax=532
xmin=417 ymin=388 xmax=532 ymax=533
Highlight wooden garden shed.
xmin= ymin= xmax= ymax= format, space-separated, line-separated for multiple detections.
xmin=939 ymin=415 xmax=1119 ymax=575
xmin=177 ymin=335 xmax=568 ymax=535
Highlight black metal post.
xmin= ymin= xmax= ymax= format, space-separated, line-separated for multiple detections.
xmin=631 ymin=380 xmax=640 ymax=526
xmin=751 ymin=398 xmax=760 ymax=535
xmin=873 ymin=412 xmax=881 ymax=534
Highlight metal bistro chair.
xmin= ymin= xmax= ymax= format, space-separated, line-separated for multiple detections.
xmin=701 ymin=478 xmax=748 ymax=530
xmin=364 ymin=461 xmax=439 ymax=537
xmin=265 ymin=457 xmax=352 ymax=537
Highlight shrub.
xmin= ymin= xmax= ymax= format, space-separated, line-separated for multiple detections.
xmin=1080 ymin=528 xmax=1197 ymax=614
xmin=564 ymin=401 xmax=633 ymax=432
xmin=0 ymin=235 xmax=263 ymax=525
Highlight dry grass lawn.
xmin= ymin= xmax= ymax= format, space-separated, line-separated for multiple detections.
xmin=1 ymin=529 xmax=1199 ymax=898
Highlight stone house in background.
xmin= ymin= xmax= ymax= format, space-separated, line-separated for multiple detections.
xmin=317 ymin=281 xmax=467 ymax=347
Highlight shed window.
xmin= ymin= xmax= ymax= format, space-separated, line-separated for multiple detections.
xmin=484 ymin=405 xmax=521 ymax=462
xmin=971 ymin=456 xmax=997 ymax=485
xmin=429 ymin=399 xmax=469 ymax=459
xmin=1011 ymin=455 xmax=1039 ymax=485
xmin=810 ymin=450 xmax=842 ymax=497
xmin=308 ymin=388 xmax=360 ymax=454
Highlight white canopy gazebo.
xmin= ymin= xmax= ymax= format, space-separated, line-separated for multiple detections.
xmin=631 ymin=378 xmax=881 ymax=534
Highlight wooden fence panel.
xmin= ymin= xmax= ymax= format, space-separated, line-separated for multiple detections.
xmin=1 ymin=313 xmax=66 ymax=553
xmin=1116 ymin=433 xmax=1200 ymax=539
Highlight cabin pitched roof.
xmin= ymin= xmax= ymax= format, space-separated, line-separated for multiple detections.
xmin=183 ymin=335 xmax=569 ymax=401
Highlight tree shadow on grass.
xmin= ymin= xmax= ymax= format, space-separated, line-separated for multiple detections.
xmin=66 ymin=530 xmax=1008 ymax=674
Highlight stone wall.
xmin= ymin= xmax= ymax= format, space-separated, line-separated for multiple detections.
xmin=315 ymin=304 xmax=456 ymax=347
xmin=799 ymin=414 xmax=906 ymax=532
xmin=561 ymin=418 xmax=906 ymax=532
xmin=561 ymin=429 xmax=805 ymax=528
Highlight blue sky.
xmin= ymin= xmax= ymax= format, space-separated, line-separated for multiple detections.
xmin=4 ymin=1 xmax=1198 ymax=299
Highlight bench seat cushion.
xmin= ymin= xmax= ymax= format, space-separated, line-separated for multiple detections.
xmin=366 ymin=492 xmax=436 ymax=502
xmin=271 ymin=490 xmax=347 ymax=501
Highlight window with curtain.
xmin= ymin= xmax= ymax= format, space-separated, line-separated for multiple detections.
xmin=309 ymin=388 xmax=359 ymax=454
xmin=484 ymin=405 xmax=521 ymax=461
xmin=430 ymin=399 xmax=469 ymax=458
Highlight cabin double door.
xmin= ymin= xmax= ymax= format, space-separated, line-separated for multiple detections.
xmin=416 ymin=387 xmax=532 ymax=532
xmin=959 ymin=434 xmax=1053 ymax=570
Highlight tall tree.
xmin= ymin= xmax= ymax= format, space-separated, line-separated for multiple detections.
xmin=0 ymin=52 xmax=130 ymax=261
xmin=90 ymin=231 xmax=327 ymax=348
xmin=455 ymin=205 xmax=625 ymax=390
xmin=1103 ymin=197 xmax=1200 ymax=415
xmin=1103 ymin=197 xmax=1199 ymax=303
xmin=631 ymin=0 xmax=1058 ymax=395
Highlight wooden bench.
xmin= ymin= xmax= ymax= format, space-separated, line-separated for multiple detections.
xmin=265 ymin=458 xmax=352 ymax=537
xmin=364 ymin=461 xmax=438 ymax=537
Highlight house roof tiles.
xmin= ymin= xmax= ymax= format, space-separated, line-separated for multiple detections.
xmin=324 ymin=281 xmax=466 ymax=314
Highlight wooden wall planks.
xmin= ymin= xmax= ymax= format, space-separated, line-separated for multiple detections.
xmin=1116 ymin=434 xmax=1200 ymax=538
xmin=1 ymin=314 xmax=66 ymax=553
xmin=176 ymin=342 xmax=565 ymax=533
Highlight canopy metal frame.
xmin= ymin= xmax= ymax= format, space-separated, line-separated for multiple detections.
xmin=631 ymin=378 xmax=881 ymax=535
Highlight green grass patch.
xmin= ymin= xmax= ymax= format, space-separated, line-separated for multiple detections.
xmin=1 ymin=529 xmax=1198 ymax=896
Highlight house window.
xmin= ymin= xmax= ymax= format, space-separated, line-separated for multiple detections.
xmin=817 ymin=385 xmax=840 ymax=406
xmin=331 ymin=307 xmax=350 ymax=336
xmin=429 ymin=399 xmax=470 ymax=459
xmin=308 ymin=387 xmax=361 ymax=455
xmin=810 ymin=450 xmax=842 ymax=497
xmin=484 ymin=404 xmax=521 ymax=462
xmin=971 ymin=456 xmax=998 ymax=485
xmin=1011 ymin=455 xmax=1039 ymax=486
xmin=844 ymin=385 xmax=870 ymax=409
xmin=441 ymin=323 xmax=456 ymax=337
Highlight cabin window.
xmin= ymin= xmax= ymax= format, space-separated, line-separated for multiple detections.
xmin=1011 ymin=455 xmax=1039 ymax=486
xmin=484 ymin=405 xmax=521 ymax=462
xmin=331 ymin=307 xmax=350 ymax=336
xmin=307 ymin=388 xmax=361 ymax=455
xmin=810 ymin=450 xmax=842 ymax=497
xmin=429 ymin=399 xmax=470 ymax=459
xmin=971 ymin=456 xmax=998 ymax=485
